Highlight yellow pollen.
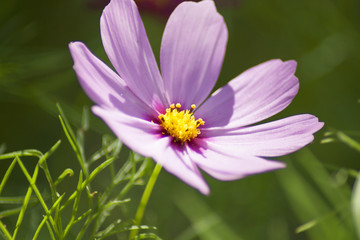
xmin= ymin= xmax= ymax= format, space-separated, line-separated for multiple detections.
xmin=158 ymin=103 xmax=205 ymax=143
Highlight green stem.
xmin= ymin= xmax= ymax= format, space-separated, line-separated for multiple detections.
xmin=129 ymin=163 xmax=162 ymax=240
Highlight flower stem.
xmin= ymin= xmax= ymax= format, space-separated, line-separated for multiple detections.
xmin=129 ymin=162 xmax=162 ymax=239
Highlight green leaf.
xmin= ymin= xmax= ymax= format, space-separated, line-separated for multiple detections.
xmin=14 ymin=155 xmax=58 ymax=237
xmin=60 ymin=157 xmax=115 ymax=212
xmin=54 ymin=168 xmax=74 ymax=188
xmin=0 ymin=206 xmax=22 ymax=218
xmin=89 ymin=138 xmax=122 ymax=164
xmin=0 ymin=221 xmax=12 ymax=240
xmin=57 ymin=103 xmax=88 ymax=177
xmin=0 ymin=159 xmax=17 ymax=195
xmin=0 ymin=149 xmax=43 ymax=160
xmin=0 ymin=196 xmax=37 ymax=204
xmin=351 ymin=172 xmax=360 ymax=238
xmin=336 ymin=131 xmax=360 ymax=153
xmin=135 ymin=233 xmax=162 ymax=240
xmin=32 ymin=194 xmax=65 ymax=240
xmin=63 ymin=171 xmax=84 ymax=239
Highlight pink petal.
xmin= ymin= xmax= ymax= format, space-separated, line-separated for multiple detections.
xmin=196 ymin=59 xmax=299 ymax=128
xmin=100 ymin=0 xmax=167 ymax=109
xmin=92 ymin=106 xmax=164 ymax=155
xmin=160 ymin=0 xmax=227 ymax=108
xmin=153 ymin=141 xmax=210 ymax=195
xmin=202 ymin=114 xmax=324 ymax=157
xmin=187 ymin=140 xmax=285 ymax=181
xmin=69 ymin=42 xmax=155 ymax=119
xmin=92 ymin=106 xmax=209 ymax=194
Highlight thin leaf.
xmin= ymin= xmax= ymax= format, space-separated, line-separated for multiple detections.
xmin=14 ymin=155 xmax=58 ymax=236
xmin=60 ymin=157 xmax=115 ymax=212
xmin=32 ymin=194 xmax=65 ymax=240
xmin=135 ymin=233 xmax=162 ymax=240
xmin=73 ymin=209 xmax=92 ymax=225
xmin=63 ymin=171 xmax=83 ymax=238
xmin=336 ymin=131 xmax=360 ymax=153
xmin=0 ymin=149 xmax=42 ymax=160
xmin=296 ymin=219 xmax=319 ymax=234
xmin=0 ymin=220 xmax=12 ymax=240
xmin=89 ymin=138 xmax=122 ymax=164
xmin=0 ymin=159 xmax=17 ymax=194
xmin=0 ymin=206 xmax=22 ymax=218
xmin=351 ymin=172 xmax=360 ymax=238
xmin=0 ymin=196 xmax=37 ymax=204
xmin=54 ymin=168 xmax=74 ymax=188
xmin=58 ymin=103 xmax=88 ymax=177
xmin=38 ymin=140 xmax=62 ymax=201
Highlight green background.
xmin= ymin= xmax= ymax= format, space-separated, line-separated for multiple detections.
xmin=0 ymin=0 xmax=359 ymax=239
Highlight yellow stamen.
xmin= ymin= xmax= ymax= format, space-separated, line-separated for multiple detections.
xmin=158 ymin=103 xmax=205 ymax=143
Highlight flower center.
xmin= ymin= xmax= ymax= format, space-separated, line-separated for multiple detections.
xmin=158 ymin=103 xmax=205 ymax=143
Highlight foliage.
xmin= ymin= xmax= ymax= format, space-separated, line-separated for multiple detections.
xmin=0 ymin=105 xmax=159 ymax=239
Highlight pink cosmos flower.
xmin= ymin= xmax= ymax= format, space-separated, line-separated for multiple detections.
xmin=88 ymin=0 xmax=199 ymax=17
xmin=69 ymin=0 xmax=324 ymax=194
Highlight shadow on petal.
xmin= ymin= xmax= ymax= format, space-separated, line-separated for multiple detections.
xmin=109 ymin=94 xmax=157 ymax=121
xmin=197 ymin=84 xmax=235 ymax=128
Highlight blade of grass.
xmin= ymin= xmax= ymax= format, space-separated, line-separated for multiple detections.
xmin=74 ymin=157 xmax=115 ymax=240
xmin=135 ymin=233 xmax=162 ymax=240
xmin=351 ymin=172 xmax=360 ymax=238
xmin=0 ymin=196 xmax=36 ymax=204
xmin=129 ymin=163 xmax=162 ymax=240
xmin=57 ymin=103 xmax=88 ymax=177
xmin=14 ymin=155 xmax=58 ymax=237
xmin=59 ymin=157 xmax=114 ymax=212
xmin=32 ymin=194 xmax=65 ymax=240
xmin=119 ymin=158 xmax=151 ymax=198
xmin=12 ymin=156 xmax=40 ymax=239
xmin=63 ymin=171 xmax=83 ymax=239
xmin=0 ymin=206 xmax=22 ymax=218
xmin=336 ymin=131 xmax=360 ymax=153
xmin=76 ymin=107 xmax=89 ymax=158
xmin=0 ymin=220 xmax=12 ymax=240
xmin=38 ymin=140 xmax=61 ymax=201
xmin=72 ymin=209 xmax=92 ymax=225
xmin=0 ymin=150 xmax=42 ymax=160
xmin=45 ymin=221 xmax=56 ymax=240
xmin=0 ymin=159 xmax=17 ymax=194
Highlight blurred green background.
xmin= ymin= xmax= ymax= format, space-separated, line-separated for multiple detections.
xmin=0 ymin=0 xmax=359 ymax=239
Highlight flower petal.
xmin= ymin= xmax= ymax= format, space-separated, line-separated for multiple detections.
xmin=202 ymin=114 xmax=324 ymax=157
xmin=92 ymin=106 xmax=209 ymax=194
xmin=100 ymin=0 xmax=167 ymax=109
xmin=92 ymin=106 xmax=164 ymax=155
xmin=154 ymin=142 xmax=210 ymax=195
xmin=160 ymin=0 xmax=228 ymax=108
xmin=188 ymin=140 xmax=285 ymax=181
xmin=69 ymin=42 xmax=155 ymax=119
xmin=196 ymin=59 xmax=299 ymax=128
